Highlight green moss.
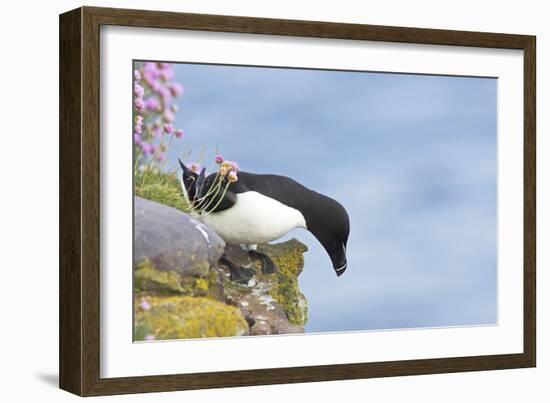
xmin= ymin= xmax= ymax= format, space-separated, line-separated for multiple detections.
xmin=269 ymin=276 xmax=307 ymax=326
xmin=134 ymin=169 xmax=190 ymax=213
xmin=134 ymin=259 xmax=209 ymax=297
xmin=194 ymin=278 xmax=209 ymax=293
xmin=134 ymin=296 xmax=249 ymax=340
xmin=260 ymin=239 xmax=309 ymax=326
xmin=134 ymin=259 xmax=186 ymax=294
xmin=179 ymin=276 xmax=209 ymax=296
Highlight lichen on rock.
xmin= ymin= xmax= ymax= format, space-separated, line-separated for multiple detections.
xmin=260 ymin=240 xmax=309 ymax=326
xmin=134 ymin=296 xmax=249 ymax=341
xmin=134 ymin=259 xmax=210 ymax=297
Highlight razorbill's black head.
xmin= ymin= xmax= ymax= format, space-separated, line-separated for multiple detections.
xmin=178 ymin=159 xmax=206 ymax=203
xmin=293 ymin=191 xmax=349 ymax=277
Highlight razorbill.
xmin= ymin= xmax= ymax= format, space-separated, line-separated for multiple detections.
xmin=179 ymin=160 xmax=350 ymax=282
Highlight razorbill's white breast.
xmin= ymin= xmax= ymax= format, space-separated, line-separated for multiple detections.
xmin=200 ymin=191 xmax=306 ymax=245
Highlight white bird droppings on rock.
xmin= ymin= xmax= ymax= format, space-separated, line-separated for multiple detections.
xmin=195 ymin=224 xmax=210 ymax=244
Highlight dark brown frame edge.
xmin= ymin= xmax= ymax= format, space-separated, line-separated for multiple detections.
xmin=59 ymin=6 xmax=536 ymax=396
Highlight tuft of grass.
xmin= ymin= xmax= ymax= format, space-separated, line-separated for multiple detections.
xmin=134 ymin=169 xmax=190 ymax=213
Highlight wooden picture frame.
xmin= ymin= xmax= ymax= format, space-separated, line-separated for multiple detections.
xmin=59 ymin=6 xmax=536 ymax=396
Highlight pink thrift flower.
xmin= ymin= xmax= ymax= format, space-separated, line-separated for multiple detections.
xmin=134 ymin=83 xmax=144 ymax=98
xmin=187 ymin=163 xmax=201 ymax=174
xmin=151 ymin=80 xmax=162 ymax=93
xmin=163 ymin=109 xmax=174 ymax=122
xmin=228 ymin=170 xmax=238 ymax=183
xmin=145 ymin=98 xmax=159 ymax=111
xmin=134 ymin=70 xmax=141 ymax=81
xmin=169 ymin=83 xmax=184 ymax=97
xmin=160 ymin=68 xmax=175 ymax=81
xmin=230 ymin=161 xmax=240 ymax=171
xmin=143 ymin=62 xmax=159 ymax=77
xmin=141 ymin=142 xmax=153 ymax=155
xmin=163 ymin=123 xmax=173 ymax=134
xmin=139 ymin=297 xmax=151 ymax=311
xmin=159 ymin=87 xmax=171 ymax=102
xmin=143 ymin=72 xmax=155 ymax=87
xmin=174 ymin=129 xmax=184 ymax=138
xmin=134 ymin=124 xmax=142 ymax=134
xmin=134 ymin=97 xmax=145 ymax=111
xmin=133 ymin=132 xmax=141 ymax=144
xmin=155 ymin=152 xmax=166 ymax=162
xmin=152 ymin=123 xmax=162 ymax=138
xmin=215 ymin=154 xmax=224 ymax=164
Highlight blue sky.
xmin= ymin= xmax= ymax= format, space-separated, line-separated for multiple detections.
xmin=165 ymin=62 xmax=497 ymax=333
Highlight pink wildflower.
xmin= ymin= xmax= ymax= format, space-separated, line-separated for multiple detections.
xmin=134 ymin=83 xmax=144 ymax=98
xmin=228 ymin=170 xmax=238 ymax=183
xmin=163 ymin=123 xmax=173 ymax=134
xmin=145 ymin=98 xmax=159 ymax=111
xmin=140 ymin=142 xmax=155 ymax=155
xmin=214 ymin=154 xmax=224 ymax=164
xmin=134 ymin=97 xmax=145 ymax=111
xmin=163 ymin=109 xmax=174 ymax=122
xmin=187 ymin=163 xmax=201 ymax=174
xmin=160 ymin=67 xmax=175 ymax=81
xmin=152 ymin=123 xmax=162 ymax=137
xmin=169 ymin=83 xmax=184 ymax=97
xmin=174 ymin=129 xmax=184 ymax=138
xmin=139 ymin=297 xmax=151 ymax=311
xmin=143 ymin=62 xmax=160 ymax=77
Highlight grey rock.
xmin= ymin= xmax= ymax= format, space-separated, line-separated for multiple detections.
xmin=250 ymin=320 xmax=272 ymax=335
xmin=134 ymin=196 xmax=225 ymax=276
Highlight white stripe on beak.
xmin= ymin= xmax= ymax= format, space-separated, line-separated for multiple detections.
xmin=335 ymin=263 xmax=347 ymax=272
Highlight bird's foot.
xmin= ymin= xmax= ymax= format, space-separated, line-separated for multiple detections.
xmin=219 ymin=255 xmax=255 ymax=285
xmin=249 ymin=250 xmax=278 ymax=274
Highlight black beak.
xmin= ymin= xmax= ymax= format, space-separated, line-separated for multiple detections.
xmin=335 ymin=261 xmax=347 ymax=277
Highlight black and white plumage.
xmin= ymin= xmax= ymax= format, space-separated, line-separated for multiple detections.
xmin=179 ymin=160 xmax=350 ymax=278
